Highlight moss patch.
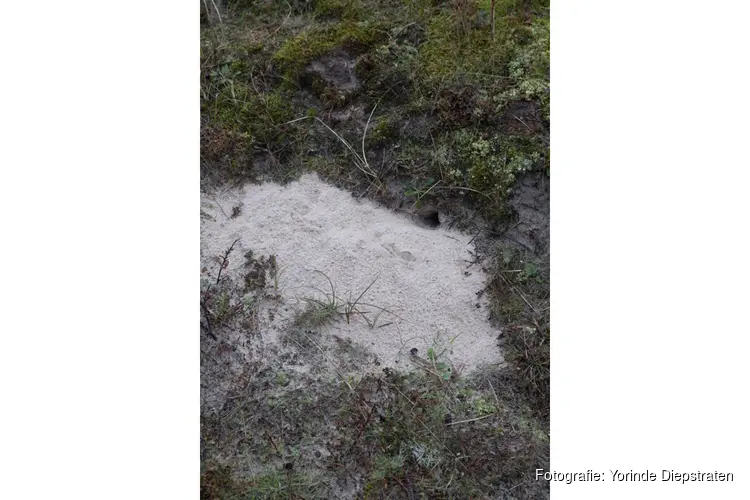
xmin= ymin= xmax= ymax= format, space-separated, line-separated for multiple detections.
xmin=273 ymin=21 xmax=385 ymax=79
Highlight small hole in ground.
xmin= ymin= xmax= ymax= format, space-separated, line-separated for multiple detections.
xmin=420 ymin=208 xmax=440 ymax=228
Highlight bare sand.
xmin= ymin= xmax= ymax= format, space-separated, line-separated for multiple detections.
xmin=200 ymin=174 xmax=503 ymax=373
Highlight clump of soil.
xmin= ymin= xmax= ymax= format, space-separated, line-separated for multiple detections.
xmin=305 ymin=49 xmax=360 ymax=91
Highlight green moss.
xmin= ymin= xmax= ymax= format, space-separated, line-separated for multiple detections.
xmin=370 ymin=117 xmax=396 ymax=142
xmin=473 ymin=395 xmax=498 ymax=416
xmin=212 ymin=86 xmax=293 ymax=143
xmin=274 ymin=371 xmax=290 ymax=386
xmin=371 ymin=453 xmax=406 ymax=481
xmin=417 ymin=12 xmax=506 ymax=90
xmin=313 ymin=0 xmax=361 ymax=20
xmin=506 ymin=17 xmax=549 ymax=119
xmin=454 ymin=130 xmax=543 ymax=199
xmin=272 ymin=21 xmax=384 ymax=78
xmin=415 ymin=6 xmax=550 ymax=122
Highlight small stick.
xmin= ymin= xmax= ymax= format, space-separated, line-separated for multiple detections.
xmin=445 ymin=413 xmax=496 ymax=426
xmin=215 ymin=238 xmax=241 ymax=285
xmin=468 ymin=229 xmax=482 ymax=245
xmin=202 ymin=0 xmax=211 ymax=24
xmin=499 ymin=273 xmax=538 ymax=313
xmin=431 ymin=185 xmax=492 ymax=199
xmin=514 ymin=115 xmax=549 ymax=145
xmin=280 ymin=116 xmax=312 ymax=126
xmin=491 ymin=0 xmax=496 ymax=41
xmin=208 ymin=193 xmax=230 ymax=219
xmin=264 ymin=431 xmax=282 ymax=457
xmin=411 ymin=179 xmax=441 ymax=209
xmin=200 ymin=299 xmax=216 ymax=340
xmin=488 ymin=378 xmax=500 ymax=410
xmin=293 ymin=333 xmax=355 ymax=394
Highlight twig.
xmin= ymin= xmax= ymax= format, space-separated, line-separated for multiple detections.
xmin=281 ymin=116 xmax=312 ymax=126
xmin=498 ymin=273 xmax=538 ymax=313
xmin=514 ymin=115 xmax=549 ymax=145
xmin=202 ymin=0 xmax=211 ymax=24
xmin=503 ymin=220 xmax=523 ymax=233
xmin=390 ymin=21 xmax=417 ymax=40
xmin=208 ymin=193 xmax=230 ymax=219
xmin=386 ymin=380 xmax=417 ymax=410
xmin=431 ymin=185 xmax=492 ymax=199
xmin=468 ymin=229 xmax=482 ymax=245
xmin=215 ymin=238 xmax=241 ymax=285
xmin=487 ymin=378 xmax=500 ymax=410
xmin=269 ymin=2 xmax=292 ymax=37
xmin=293 ymin=332 xmax=356 ymax=393
xmin=200 ymin=299 xmax=217 ymax=340
xmin=445 ymin=413 xmax=496 ymax=426
xmin=393 ymin=477 xmax=410 ymax=496
xmin=264 ymin=431 xmax=283 ymax=457
xmin=411 ymin=179 xmax=441 ymax=209
xmin=352 ymin=380 xmax=382 ymax=447
xmin=491 ymin=0 xmax=496 ymax=41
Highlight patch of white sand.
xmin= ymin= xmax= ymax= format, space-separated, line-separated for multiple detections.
xmin=201 ymin=174 xmax=503 ymax=372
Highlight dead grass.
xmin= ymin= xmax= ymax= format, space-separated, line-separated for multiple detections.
xmin=485 ymin=242 xmax=550 ymax=415
xmin=202 ymin=327 xmax=549 ymax=498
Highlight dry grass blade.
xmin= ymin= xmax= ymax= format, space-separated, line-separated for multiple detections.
xmin=411 ymin=179 xmax=442 ymax=209
xmin=445 ymin=413 xmax=497 ymax=426
xmin=314 ymin=269 xmax=338 ymax=299
xmin=311 ymin=113 xmax=382 ymax=187
xmin=210 ymin=0 xmax=223 ymax=23
xmin=361 ymin=102 xmax=379 ymax=173
xmin=296 ymin=271 xmax=393 ymax=328
xmin=343 ymin=273 xmax=380 ymax=323
xmin=293 ymin=331 xmax=357 ymax=393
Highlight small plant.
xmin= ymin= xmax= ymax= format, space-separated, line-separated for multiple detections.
xmin=409 ymin=332 xmax=460 ymax=381
xmin=295 ymin=271 xmax=392 ymax=329
xmin=295 ymin=271 xmax=344 ymax=328
xmin=404 ymin=177 xmax=440 ymax=208
xmin=372 ymin=453 xmax=406 ymax=480
xmin=427 ymin=346 xmax=453 ymax=381
xmin=200 ymin=238 xmax=246 ymax=339
xmin=341 ymin=273 xmax=380 ymax=324
xmin=473 ymin=395 xmax=498 ymax=416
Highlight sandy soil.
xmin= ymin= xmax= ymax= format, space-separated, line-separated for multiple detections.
xmin=201 ymin=174 xmax=503 ymax=374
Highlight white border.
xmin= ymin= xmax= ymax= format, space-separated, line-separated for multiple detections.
xmin=1 ymin=0 xmax=749 ymax=498
xmin=1 ymin=1 xmax=197 ymax=498
xmin=552 ymin=0 xmax=750 ymax=498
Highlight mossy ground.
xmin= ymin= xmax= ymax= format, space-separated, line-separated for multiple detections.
xmin=201 ymin=0 xmax=549 ymax=497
